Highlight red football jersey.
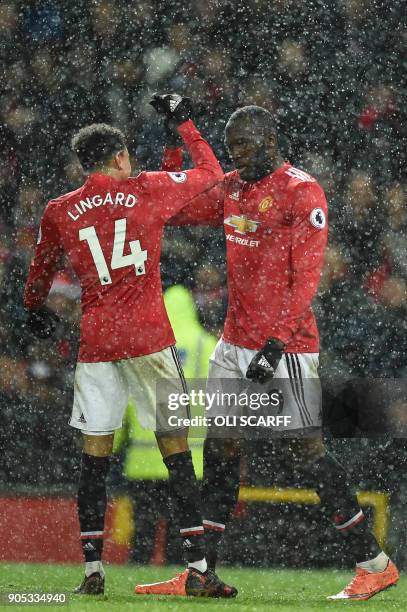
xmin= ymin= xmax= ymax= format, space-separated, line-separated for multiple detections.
xmin=24 ymin=121 xmax=222 ymax=362
xmin=170 ymin=160 xmax=328 ymax=352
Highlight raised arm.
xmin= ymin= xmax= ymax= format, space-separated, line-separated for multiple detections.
xmin=160 ymin=127 xmax=224 ymax=226
xmin=167 ymin=181 xmax=224 ymax=226
xmin=161 ymin=145 xmax=184 ymax=172
xmin=139 ymin=119 xmax=224 ymax=224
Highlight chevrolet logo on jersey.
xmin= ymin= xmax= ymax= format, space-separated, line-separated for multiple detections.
xmin=224 ymin=215 xmax=260 ymax=235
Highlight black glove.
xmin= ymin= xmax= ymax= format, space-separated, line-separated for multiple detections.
xmin=246 ymin=338 xmax=285 ymax=383
xmin=26 ymin=305 xmax=60 ymax=339
xmin=149 ymin=93 xmax=193 ymax=126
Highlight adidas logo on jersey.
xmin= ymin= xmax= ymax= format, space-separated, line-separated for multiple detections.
xmin=83 ymin=542 xmax=96 ymax=552
xmin=258 ymin=356 xmax=272 ymax=369
xmin=78 ymin=413 xmax=87 ymax=423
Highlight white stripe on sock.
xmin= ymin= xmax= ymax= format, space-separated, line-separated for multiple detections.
xmin=203 ymin=519 xmax=225 ymax=530
xmin=335 ymin=510 xmax=364 ymax=530
xmin=180 ymin=526 xmax=204 ymax=534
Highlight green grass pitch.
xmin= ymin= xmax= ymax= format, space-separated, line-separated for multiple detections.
xmin=0 ymin=563 xmax=405 ymax=611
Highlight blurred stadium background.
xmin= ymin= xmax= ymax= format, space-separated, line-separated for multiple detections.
xmin=0 ymin=0 xmax=406 ymax=574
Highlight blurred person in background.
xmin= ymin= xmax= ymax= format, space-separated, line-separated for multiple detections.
xmin=355 ymin=84 xmax=403 ymax=183
xmin=336 ymin=171 xmax=385 ymax=278
xmin=316 ymin=238 xmax=407 ymax=437
xmin=381 ymin=182 xmax=407 ymax=279
xmin=314 ymin=243 xmax=389 ymax=436
xmin=1 ymin=267 xmax=80 ymax=488
xmin=373 ymin=276 xmax=407 ymax=377
xmin=113 ymin=285 xmax=216 ymax=564
xmin=193 ymin=263 xmax=227 ymax=338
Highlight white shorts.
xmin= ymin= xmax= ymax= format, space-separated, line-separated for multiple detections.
xmin=207 ymin=339 xmax=322 ymax=435
xmin=70 ymin=346 xmax=188 ymax=435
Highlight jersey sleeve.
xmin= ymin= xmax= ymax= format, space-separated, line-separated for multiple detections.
xmin=160 ymin=131 xmax=224 ymax=227
xmin=24 ymin=202 xmax=64 ymax=309
xmin=267 ymin=182 xmax=328 ymax=345
xmin=161 ymin=146 xmax=184 ymax=172
xmin=167 ymin=181 xmax=224 ymax=226
xmin=139 ymin=120 xmax=223 ymax=225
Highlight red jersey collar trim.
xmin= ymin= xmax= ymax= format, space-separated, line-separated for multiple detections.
xmin=273 ymin=161 xmax=291 ymax=177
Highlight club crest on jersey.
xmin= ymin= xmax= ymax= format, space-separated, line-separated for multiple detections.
xmin=258 ymin=195 xmax=273 ymax=213
xmin=168 ymin=171 xmax=187 ymax=183
xmin=224 ymin=215 xmax=260 ymax=235
xmin=310 ymin=207 xmax=326 ymax=229
xmin=229 ymin=190 xmax=240 ymax=201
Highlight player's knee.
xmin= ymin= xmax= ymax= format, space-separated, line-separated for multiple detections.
xmin=82 ymin=433 xmax=114 ymax=457
xmin=156 ymin=433 xmax=189 ymax=458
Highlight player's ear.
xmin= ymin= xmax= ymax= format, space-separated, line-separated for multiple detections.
xmin=114 ymin=150 xmax=124 ymax=170
xmin=266 ymin=134 xmax=277 ymax=156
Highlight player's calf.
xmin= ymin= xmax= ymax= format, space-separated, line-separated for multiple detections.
xmin=76 ymin=452 xmax=110 ymax=593
xmin=201 ymin=438 xmax=241 ymax=571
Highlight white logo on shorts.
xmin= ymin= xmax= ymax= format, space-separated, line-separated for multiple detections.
xmin=258 ymin=356 xmax=271 ymax=368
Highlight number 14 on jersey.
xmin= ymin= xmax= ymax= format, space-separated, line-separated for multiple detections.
xmin=79 ymin=218 xmax=147 ymax=286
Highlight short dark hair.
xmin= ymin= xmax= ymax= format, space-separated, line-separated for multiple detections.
xmin=71 ymin=123 xmax=127 ymax=172
xmin=225 ymin=105 xmax=277 ymax=140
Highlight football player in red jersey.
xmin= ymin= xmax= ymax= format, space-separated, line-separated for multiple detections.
xmin=150 ymin=104 xmax=399 ymax=601
xmin=24 ymin=95 xmax=237 ymax=599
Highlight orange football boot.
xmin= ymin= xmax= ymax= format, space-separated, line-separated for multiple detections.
xmin=328 ymin=559 xmax=399 ymax=601
xmin=135 ymin=570 xmax=189 ymax=596
xmin=135 ymin=568 xmax=237 ymax=597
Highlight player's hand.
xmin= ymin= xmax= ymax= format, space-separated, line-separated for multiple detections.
xmin=164 ymin=117 xmax=183 ymax=148
xmin=26 ymin=305 xmax=60 ymax=339
xmin=246 ymin=338 xmax=285 ymax=383
xmin=149 ymin=93 xmax=193 ymax=126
